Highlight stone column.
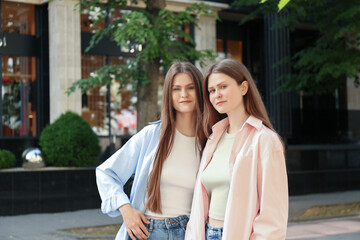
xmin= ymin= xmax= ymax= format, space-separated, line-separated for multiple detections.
xmin=195 ymin=15 xmax=217 ymax=73
xmin=48 ymin=0 xmax=81 ymax=123
xmin=166 ymin=0 xmax=227 ymax=73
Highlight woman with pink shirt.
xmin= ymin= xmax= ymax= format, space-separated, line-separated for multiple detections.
xmin=185 ymin=59 xmax=288 ymax=240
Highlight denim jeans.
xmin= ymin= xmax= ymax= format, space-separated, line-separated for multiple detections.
xmin=206 ymin=222 xmax=223 ymax=240
xmin=130 ymin=215 xmax=188 ymax=240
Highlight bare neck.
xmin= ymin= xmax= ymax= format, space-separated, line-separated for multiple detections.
xmin=227 ymin=107 xmax=249 ymax=134
xmin=175 ymin=112 xmax=196 ymax=137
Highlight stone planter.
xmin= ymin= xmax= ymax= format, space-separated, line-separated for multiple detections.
xmin=0 ymin=167 xmax=100 ymax=216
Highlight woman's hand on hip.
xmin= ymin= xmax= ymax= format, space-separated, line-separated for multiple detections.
xmin=119 ymin=204 xmax=150 ymax=240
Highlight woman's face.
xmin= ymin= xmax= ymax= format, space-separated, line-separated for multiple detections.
xmin=171 ymin=73 xmax=197 ymax=114
xmin=207 ymin=73 xmax=247 ymax=115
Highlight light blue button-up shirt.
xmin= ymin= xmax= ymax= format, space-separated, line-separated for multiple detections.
xmin=96 ymin=120 xmax=161 ymax=240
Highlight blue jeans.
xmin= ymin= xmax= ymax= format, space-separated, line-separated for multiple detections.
xmin=130 ymin=215 xmax=188 ymax=240
xmin=206 ymin=222 xmax=223 ymax=240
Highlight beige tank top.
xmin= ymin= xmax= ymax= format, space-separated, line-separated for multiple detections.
xmin=145 ymin=129 xmax=199 ymax=218
xmin=201 ymin=130 xmax=235 ymax=221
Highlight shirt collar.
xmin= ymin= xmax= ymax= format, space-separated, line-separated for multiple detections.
xmin=211 ymin=117 xmax=229 ymax=136
xmin=246 ymin=115 xmax=263 ymax=131
xmin=211 ymin=115 xmax=263 ymax=134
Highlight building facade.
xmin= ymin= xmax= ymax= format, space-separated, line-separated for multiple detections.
xmin=1 ymin=0 xmax=360 ymax=195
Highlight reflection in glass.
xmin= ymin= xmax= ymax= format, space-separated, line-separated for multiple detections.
xmin=1 ymin=1 xmax=35 ymax=35
xmin=227 ymin=40 xmax=243 ymax=63
xmin=81 ymin=54 xmax=107 ymax=134
xmin=110 ymin=56 xmax=137 ymax=136
xmin=81 ymin=54 xmax=137 ymax=136
xmin=2 ymin=55 xmax=37 ymax=136
xmin=216 ymin=39 xmax=243 ymax=63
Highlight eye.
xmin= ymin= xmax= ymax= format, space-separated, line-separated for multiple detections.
xmin=209 ymin=89 xmax=215 ymax=94
xmin=220 ymin=85 xmax=227 ymax=89
xmin=173 ymin=87 xmax=180 ymax=91
xmin=188 ymin=86 xmax=195 ymax=90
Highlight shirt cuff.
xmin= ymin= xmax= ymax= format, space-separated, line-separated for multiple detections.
xmin=101 ymin=193 xmax=130 ymax=217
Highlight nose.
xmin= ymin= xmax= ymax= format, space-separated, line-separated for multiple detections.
xmin=181 ymin=88 xmax=188 ymax=97
xmin=214 ymin=89 xmax=221 ymax=98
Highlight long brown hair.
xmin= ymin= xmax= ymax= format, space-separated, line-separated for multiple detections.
xmin=145 ymin=61 xmax=206 ymax=213
xmin=203 ymin=59 xmax=278 ymax=138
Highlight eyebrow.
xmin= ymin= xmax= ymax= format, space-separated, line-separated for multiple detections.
xmin=208 ymin=81 xmax=226 ymax=90
xmin=172 ymin=83 xmax=195 ymax=87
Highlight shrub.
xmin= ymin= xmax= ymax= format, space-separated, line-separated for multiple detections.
xmin=39 ymin=111 xmax=101 ymax=167
xmin=0 ymin=149 xmax=16 ymax=169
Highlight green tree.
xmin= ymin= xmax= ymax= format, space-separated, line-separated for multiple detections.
xmin=260 ymin=0 xmax=291 ymax=11
xmin=234 ymin=0 xmax=360 ymax=95
xmin=68 ymin=0 xmax=217 ymax=130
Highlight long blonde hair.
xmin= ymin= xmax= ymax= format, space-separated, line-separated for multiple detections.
xmin=145 ymin=61 xmax=206 ymax=213
xmin=203 ymin=59 xmax=278 ymax=138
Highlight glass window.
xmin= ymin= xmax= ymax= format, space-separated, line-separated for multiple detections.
xmin=81 ymin=12 xmax=105 ymax=33
xmin=81 ymin=8 xmax=139 ymax=137
xmin=216 ymin=39 xmax=243 ymax=62
xmin=227 ymin=40 xmax=243 ymax=63
xmin=1 ymin=2 xmax=37 ymax=137
xmin=81 ymin=54 xmax=137 ymax=136
xmin=109 ymin=56 xmax=137 ymax=136
xmin=1 ymin=2 xmax=35 ymax=35
xmin=81 ymin=54 xmax=107 ymax=135
xmin=216 ymin=20 xmax=243 ymax=63
xmin=2 ymin=55 xmax=37 ymax=136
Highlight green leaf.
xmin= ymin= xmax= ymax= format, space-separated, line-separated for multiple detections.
xmin=278 ymin=0 xmax=291 ymax=11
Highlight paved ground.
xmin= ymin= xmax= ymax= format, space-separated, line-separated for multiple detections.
xmin=0 ymin=209 xmax=120 ymax=240
xmin=0 ymin=190 xmax=359 ymax=240
xmin=288 ymin=190 xmax=360 ymax=221
xmin=287 ymin=216 xmax=360 ymax=240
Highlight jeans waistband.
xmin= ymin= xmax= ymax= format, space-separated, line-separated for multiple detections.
xmin=146 ymin=215 xmax=189 ymax=231
xmin=206 ymin=222 xmax=223 ymax=235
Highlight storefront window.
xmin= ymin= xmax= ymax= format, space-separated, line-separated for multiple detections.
xmin=81 ymin=9 xmax=139 ymax=136
xmin=81 ymin=54 xmax=137 ymax=136
xmin=216 ymin=20 xmax=243 ymax=63
xmin=1 ymin=2 xmax=35 ymax=35
xmin=109 ymin=56 xmax=137 ymax=136
xmin=2 ymin=55 xmax=37 ymax=136
xmin=1 ymin=2 xmax=37 ymax=137
xmin=81 ymin=54 xmax=106 ymax=134
xmin=217 ymin=39 xmax=243 ymax=63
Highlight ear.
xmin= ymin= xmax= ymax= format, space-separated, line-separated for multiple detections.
xmin=241 ymin=81 xmax=249 ymax=96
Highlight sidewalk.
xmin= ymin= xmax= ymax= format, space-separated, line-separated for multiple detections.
xmin=288 ymin=190 xmax=360 ymax=222
xmin=0 ymin=190 xmax=359 ymax=240
xmin=287 ymin=216 xmax=360 ymax=240
xmin=0 ymin=208 xmax=120 ymax=240
xmin=286 ymin=190 xmax=360 ymax=240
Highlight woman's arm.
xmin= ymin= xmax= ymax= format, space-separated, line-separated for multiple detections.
xmin=250 ymin=137 xmax=288 ymax=240
xmin=96 ymin=124 xmax=159 ymax=239
xmin=96 ymin=132 xmax=142 ymax=217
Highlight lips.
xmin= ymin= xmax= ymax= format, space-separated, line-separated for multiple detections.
xmin=216 ymin=101 xmax=226 ymax=106
xmin=180 ymin=100 xmax=192 ymax=103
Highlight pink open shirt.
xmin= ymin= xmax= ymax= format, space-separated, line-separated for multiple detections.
xmin=185 ymin=116 xmax=288 ymax=240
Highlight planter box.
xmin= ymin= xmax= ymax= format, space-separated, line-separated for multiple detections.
xmin=0 ymin=167 xmax=101 ymax=216
xmin=286 ymin=145 xmax=360 ymax=195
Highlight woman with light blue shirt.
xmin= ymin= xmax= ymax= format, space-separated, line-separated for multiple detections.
xmin=96 ymin=62 xmax=206 ymax=240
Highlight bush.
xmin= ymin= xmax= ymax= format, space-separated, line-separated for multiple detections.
xmin=0 ymin=149 xmax=16 ymax=169
xmin=39 ymin=111 xmax=101 ymax=167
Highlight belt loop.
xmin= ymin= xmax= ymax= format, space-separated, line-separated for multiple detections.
xmin=179 ymin=215 xmax=187 ymax=229
xmin=148 ymin=218 xmax=154 ymax=231
xmin=165 ymin=218 xmax=171 ymax=229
